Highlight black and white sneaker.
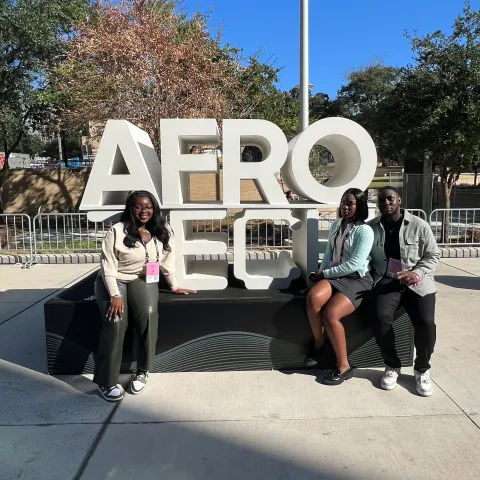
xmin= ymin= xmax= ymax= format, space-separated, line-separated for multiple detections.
xmin=130 ymin=371 xmax=149 ymax=395
xmin=97 ymin=384 xmax=124 ymax=402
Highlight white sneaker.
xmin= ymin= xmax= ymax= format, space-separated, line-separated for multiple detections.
xmin=381 ymin=366 xmax=400 ymax=390
xmin=415 ymin=370 xmax=433 ymax=397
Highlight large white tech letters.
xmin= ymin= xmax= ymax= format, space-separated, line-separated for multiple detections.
xmin=80 ymin=118 xmax=377 ymax=290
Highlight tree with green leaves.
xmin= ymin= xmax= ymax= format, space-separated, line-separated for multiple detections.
xmin=336 ymin=63 xmax=402 ymax=166
xmin=258 ymin=88 xmax=300 ymax=139
xmin=388 ymin=1 xmax=480 ymax=214
xmin=0 ymin=0 xmax=89 ymax=169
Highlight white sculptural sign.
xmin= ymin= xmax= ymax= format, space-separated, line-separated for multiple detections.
xmin=81 ymin=118 xmax=377 ymax=290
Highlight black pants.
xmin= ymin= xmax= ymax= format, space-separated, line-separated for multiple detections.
xmin=371 ymin=278 xmax=436 ymax=373
xmin=94 ymin=276 xmax=159 ymax=387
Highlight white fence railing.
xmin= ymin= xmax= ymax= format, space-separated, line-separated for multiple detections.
xmin=1 ymin=212 xmax=330 ymax=266
xmin=32 ymin=213 xmax=112 ymax=254
xmin=407 ymin=209 xmax=427 ymax=221
xmin=0 ymin=209 xmax=477 ymax=267
xmin=430 ymin=208 xmax=480 ymax=246
xmin=0 ymin=214 xmax=34 ymax=267
xmin=190 ymin=212 xmax=338 ymax=250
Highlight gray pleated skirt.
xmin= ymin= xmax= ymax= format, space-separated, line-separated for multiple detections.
xmin=326 ymin=272 xmax=374 ymax=309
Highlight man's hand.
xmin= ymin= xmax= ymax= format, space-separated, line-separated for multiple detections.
xmin=173 ymin=288 xmax=197 ymax=295
xmin=397 ymin=271 xmax=418 ymax=286
xmin=107 ymin=297 xmax=124 ymax=321
xmin=312 ymin=270 xmax=325 ymax=282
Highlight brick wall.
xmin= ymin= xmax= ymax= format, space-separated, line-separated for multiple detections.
xmin=1 ymin=169 xmax=271 ymax=214
xmin=189 ymin=174 xmax=263 ymax=202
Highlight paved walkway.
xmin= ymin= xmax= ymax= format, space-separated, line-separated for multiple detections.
xmin=0 ymin=261 xmax=479 ymax=479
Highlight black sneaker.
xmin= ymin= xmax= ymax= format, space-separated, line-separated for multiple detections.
xmin=130 ymin=371 xmax=149 ymax=395
xmin=97 ymin=384 xmax=124 ymax=402
xmin=323 ymin=366 xmax=355 ymax=386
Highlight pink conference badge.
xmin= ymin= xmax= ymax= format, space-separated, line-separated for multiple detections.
xmin=146 ymin=262 xmax=160 ymax=283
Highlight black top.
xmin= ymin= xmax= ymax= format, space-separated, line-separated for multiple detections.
xmin=382 ymin=215 xmax=403 ymax=260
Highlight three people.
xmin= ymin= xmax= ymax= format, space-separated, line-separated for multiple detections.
xmin=369 ymin=187 xmax=439 ymax=396
xmin=94 ymin=190 xmax=195 ymax=402
xmin=305 ymin=188 xmax=374 ymax=385
xmin=95 ymin=187 xmax=439 ymax=400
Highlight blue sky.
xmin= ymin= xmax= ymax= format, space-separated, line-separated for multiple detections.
xmin=184 ymin=0 xmax=474 ymax=98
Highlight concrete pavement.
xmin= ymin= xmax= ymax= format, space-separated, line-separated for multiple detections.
xmin=0 ymin=261 xmax=479 ymax=479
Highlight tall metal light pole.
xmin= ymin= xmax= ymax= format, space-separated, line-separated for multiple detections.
xmin=299 ymin=0 xmax=309 ymax=131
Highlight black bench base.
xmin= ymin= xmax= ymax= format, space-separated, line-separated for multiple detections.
xmin=44 ymin=270 xmax=414 ymax=375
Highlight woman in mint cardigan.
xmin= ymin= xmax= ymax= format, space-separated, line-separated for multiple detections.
xmin=305 ymin=188 xmax=374 ymax=385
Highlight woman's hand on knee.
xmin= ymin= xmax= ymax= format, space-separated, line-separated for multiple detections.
xmin=107 ymin=297 xmax=124 ymax=321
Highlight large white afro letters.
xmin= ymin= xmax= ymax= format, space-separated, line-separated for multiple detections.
xmin=80 ymin=117 xmax=377 ymax=289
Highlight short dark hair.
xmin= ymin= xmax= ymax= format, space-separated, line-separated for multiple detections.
xmin=340 ymin=188 xmax=369 ymax=222
xmin=378 ymin=186 xmax=401 ymax=197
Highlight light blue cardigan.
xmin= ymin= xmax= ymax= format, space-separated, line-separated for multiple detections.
xmin=320 ymin=219 xmax=374 ymax=278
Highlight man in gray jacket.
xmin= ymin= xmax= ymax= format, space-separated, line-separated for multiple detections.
xmin=368 ymin=186 xmax=440 ymax=397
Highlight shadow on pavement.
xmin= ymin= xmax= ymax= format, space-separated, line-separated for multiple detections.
xmin=280 ymin=367 xmax=420 ymax=395
xmin=1 ymin=362 xmax=360 ymax=480
xmin=2 ymin=265 xmax=477 ymax=479
xmin=0 ymin=287 xmax=76 ymax=373
xmin=435 ymin=275 xmax=480 ymax=290
xmin=0 ymin=288 xmax=65 ymax=327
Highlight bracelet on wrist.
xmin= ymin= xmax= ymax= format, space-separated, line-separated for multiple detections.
xmin=111 ymin=295 xmax=121 ymax=299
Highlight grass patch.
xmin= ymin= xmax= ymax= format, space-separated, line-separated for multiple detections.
xmin=34 ymin=240 xmax=101 ymax=253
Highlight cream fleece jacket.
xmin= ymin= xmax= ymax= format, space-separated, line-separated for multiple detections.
xmin=100 ymin=222 xmax=177 ymax=297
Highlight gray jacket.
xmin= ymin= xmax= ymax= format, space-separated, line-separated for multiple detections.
xmin=368 ymin=210 xmax=440 ymax=296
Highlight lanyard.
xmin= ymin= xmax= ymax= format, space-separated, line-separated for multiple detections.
xmin=332 ymin=222 xmax=353 ymax=263
xmin=141 ymin=237 xmax=159 ymax=264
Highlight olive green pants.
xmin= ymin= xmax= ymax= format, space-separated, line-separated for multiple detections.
xmin=94 ymin=276 xmax=159 ymax=387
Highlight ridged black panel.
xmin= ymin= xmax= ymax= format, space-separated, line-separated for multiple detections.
xmin=45 ymin=271 xmax=414 ymax=375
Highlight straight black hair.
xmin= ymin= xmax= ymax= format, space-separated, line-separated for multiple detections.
xmin=340 ymin=188 xmax=369 ymax=222
xmin=120 ymin=191 xmax=171 ymax=252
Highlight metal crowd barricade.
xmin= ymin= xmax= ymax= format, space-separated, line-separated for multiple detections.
xmin=191 ymin=215 xmax=292 ymax=249
xmin=31 ymin=212 xmax=112 ymax=259
xmin=318 ymin=211 xmax=337 ymax=230
xmin=4 ymin=208 xmax=480 ymax=270
xmin=406 ymin=209 xmax=427 ymax=221
xmin=429 ymin=208 xmax=480 ymax=246
xmin=0 ymin=214 xmax=34 ymax=268
xmin=243 ymin=218 xmax=293 ymax=250
xmin=190 ymin=210 xmax=338 ymax=250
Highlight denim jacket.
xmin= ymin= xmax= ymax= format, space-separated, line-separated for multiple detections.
xmin=368 ymin=210 xmax=440 ymax=296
